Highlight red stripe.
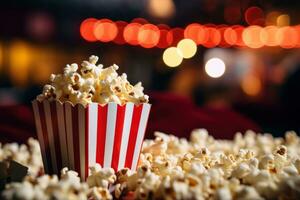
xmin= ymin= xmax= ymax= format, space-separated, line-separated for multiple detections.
xmin=50 ymin=102 xmax=62 ymax=171
xmin=133 ymin=104 xmax=151 ymax=170
xmin=111 ymin=104 xmax=126 ymax=171
xmin=124 ymin=105 xmax=143 ymax=168
xmin=72 ymin=105 xmax=81 ymax=173
xmin=85 ymin=105 xmax=89 ymax=179
xmin=37 ymin=102 xmax=53 ymax=174
xmin=96 ymin=105 xmax=108 ymax=167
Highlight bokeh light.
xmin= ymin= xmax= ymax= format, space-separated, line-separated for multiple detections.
xmin=276 ymin=26 xmax=298 ymax=48
xmin=94 ymin=19 xmax=118 ymax=42
xmin=245 ymin=6 xmax=265 ymax=26
xmin=157 ymin=25 xmax=173 ymax=48
xmin=113 ymin=21 xmax=127 ymax=45
xmin=205 ymin=58 xmax=226 ymax=78
xmin=184 ymin=23 xmax=208 ymax=45
xmin=260 ymin=26 xmax=279 ymax=46
xmin=80 ymin=18 xmax=98 ymax=42
xmin=131 ymin=18 xmax=148 ymax=24
xmin=266 ymin=11 xmax=281 ymax=26
xmin=242 ymin=25 xmax=264 ymax=48
xmin=202 ymin=27 xmax=221 ymax=48
xmin=277 ymin=14 xmax=290 ymax=27
xmin=168 ymin=28 xmax=184 ymax=46
xmin=147 ymin=0 xmax=175 ymax=19
xmin=9 ymin=41 xmax=31 ymax=86
xmin=241 ymin=75 xmax=262 ymax=96
xmin=177 ymin=39 xmax=197 ymax=58
xmin=224 ymin=27 xmax=237 ymax=46
xmin=138 ymin=24 xmax=160 ymax=48
xmin=163 ymin=47 xmax=183 ymax=67
xmin=224 ymin=5 xmax=241 ymax=24
xmin=123 ymin=23 xmax=142 ymax=45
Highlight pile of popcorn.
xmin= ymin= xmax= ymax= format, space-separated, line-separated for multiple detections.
xmin=37 ymin=55 xmax=149 ymax=106
xmin=2 ymin=129 xmax=300 ymax=200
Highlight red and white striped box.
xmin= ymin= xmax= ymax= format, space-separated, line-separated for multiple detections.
xmin=32 ymin=100 xmax=151 ymax=180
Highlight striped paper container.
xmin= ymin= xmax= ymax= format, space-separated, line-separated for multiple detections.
xmin=32 ymin=100 xmax=151 ymax=180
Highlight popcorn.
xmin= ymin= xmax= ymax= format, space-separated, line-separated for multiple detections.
xmin=2 ymin=129 xmax=300 ymax=200
xmin=37 ymin=55 xmax=149 ymax=106
xmin=87 ymin=164 xmax=116 ymax=188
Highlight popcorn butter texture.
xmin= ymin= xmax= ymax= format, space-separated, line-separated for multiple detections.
xmin=37 ymin=55 xmax=149 ymax=106
xmin=2 ymin=129 xmax=300 ymax=200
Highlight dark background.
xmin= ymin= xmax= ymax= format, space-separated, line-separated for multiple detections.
xmin=0 ymin=0 xmax=299 ymax=142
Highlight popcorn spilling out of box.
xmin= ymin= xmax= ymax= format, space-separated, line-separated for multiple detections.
xmin=2 ymin=129 xmax=300 ymax=200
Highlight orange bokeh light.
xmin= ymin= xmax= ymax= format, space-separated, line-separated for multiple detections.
xmin=184 ymin=23 xmax=208 ymax=45
xmin=245 ymin=6 xmax=265 ymax=26
xmin=260 ymin=26 xmax=279 ymax=46
xmin=242 ymin=25 xmax=264 ymax=48
xmin=276 ymin=26 xmax=298 ymax=48
xmin=138 ymin=24 xmax=160 ymax=48
xmin=94 ymin=19 xmax=118 ymax=42
xmin=202 ymin=27 xmax=221 ymax=48
xmin=80 ymin=18 xmax=98 ymax=42
xmin=293 ymin=25 xmax=300 ymax=48
xmin=224 ymin=27 xmax=237 ymax=46
xmin=123 ymin=23 xmax=142 ymax=45
xmin=241 ymin=75 xmax=262 ymax=96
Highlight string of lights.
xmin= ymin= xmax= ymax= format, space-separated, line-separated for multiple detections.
xmin=80 ymin=18 xmax=300 ymax=49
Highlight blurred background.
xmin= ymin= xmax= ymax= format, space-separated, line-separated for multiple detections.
xmin=0 ymin=0 xmax=300 ymax=141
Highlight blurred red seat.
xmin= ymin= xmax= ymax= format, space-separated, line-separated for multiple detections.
xmin=0 ymin=92 xmax=260 ymax=144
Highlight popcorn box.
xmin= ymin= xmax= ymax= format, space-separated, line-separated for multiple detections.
xmin=32 ymin=100 xmax=151 ymax=180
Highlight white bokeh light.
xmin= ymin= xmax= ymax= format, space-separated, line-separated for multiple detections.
xmin=205 ymin=57 xmax=226 ymax=78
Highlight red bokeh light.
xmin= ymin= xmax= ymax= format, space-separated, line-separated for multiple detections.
xmin=80 ymin=18 xmax=98 ymax=42
xmin=224 ymin=6 xmax=241 ymax=24
xmin=114 ymin=21 xmax=128 ymax=45
xmin=94 ymin=19 xmax=118 ymax=42
xmin=232 ymin=25 xmax=245 ymax=47
xmin=245 ymin=6 xmax=265 ymax=26
xmin=138 ymin=24 xmax=160 ymax=48
xmin=157 ymin=29 xmax=173 ymax=48
xmin=202 ymin=27 xmax=221 ymax=48
xmin=123 ymin=23 xmax=142 ymax=45
xmin=131 ymin=18 xmax=148 ymax=24
xmin=217 ymin=25 xmax=231 ymax=47
xmin=167 ymin=28 xmax=184 ymax=46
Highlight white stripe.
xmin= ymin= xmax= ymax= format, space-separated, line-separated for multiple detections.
xmin=131 ymin=104 xmax=151 ymax=170
xmin=65 ymin=103 xmax=75 ymax=170
xmin=43 ymin=101 xmax=58 ymax=173
xmin=103 ymin=103 xmax=117 ymax=168
xmin=78 ymin=105 xmax=86 ymax=180
xmin=56 ymin=101 xmax=68 ymax=168
xmin=88 ymin=103 xmax=98 ymax=171
xmin=117 ymin=103 xmax=134 ymax=170
xmin=32 ymin=101 xmax=48 ymax=173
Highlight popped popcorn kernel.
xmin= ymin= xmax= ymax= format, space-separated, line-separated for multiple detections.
xmin=37 ymin=55 xmax=149 ymax=106
xmin=2 ymin=129 xmax=300 ymax=199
